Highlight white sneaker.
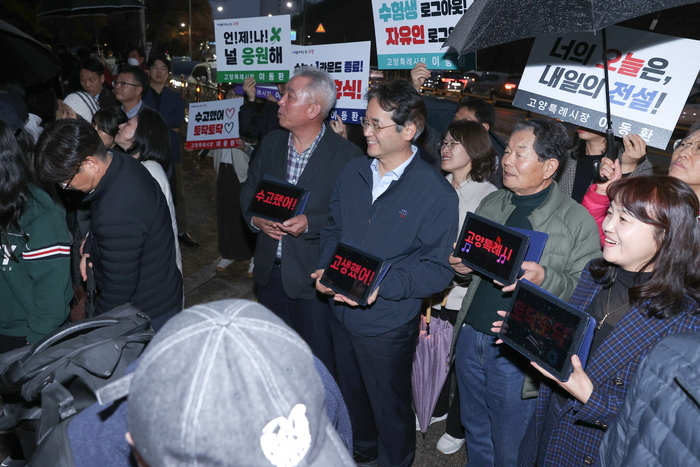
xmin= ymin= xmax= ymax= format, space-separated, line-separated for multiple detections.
xmin=436 ymin=433 xmax=465 ymax=455
xmin=415 ymin=412 xmax=448 ymax=431
xmin=216 ymin=258 xmax=234 ymax=270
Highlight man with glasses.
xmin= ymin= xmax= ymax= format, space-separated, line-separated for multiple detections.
xmin=35 ymin=119 xmax=183 ymax=330
xmin=114 ymin=65 xmax=148 ymax=118
xmin=668 ymin=127 xmax=700 ymax=198
xmin=240 ymin=66 xmax=362 ymax=376
xmin=313 ymin=80 xmax=459 ymax=467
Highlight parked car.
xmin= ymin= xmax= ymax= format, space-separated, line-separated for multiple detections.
xmin=492 ymin=75 xmax=521 ymax=103
xmin=679 ymin=92 xmax=700 ymax=127
xmin=174 ymin=61 xmax=234 ymax=109
xmin=463 ymin=72 xmax=510 ymax=99
xmin=420 ymin=71 xmax=442 ymax=94
xmin=168 ymin=59 xmax=200 ymax=100
xmin=434 ymin=71 xmax=480 ymax=97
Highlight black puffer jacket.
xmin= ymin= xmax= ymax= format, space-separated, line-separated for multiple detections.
xmin=83 ymin=151 xmax=182 ymax=319
xmin=599 ymin=332 xmax=700 ymax=467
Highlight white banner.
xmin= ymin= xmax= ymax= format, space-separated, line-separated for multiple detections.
xmin=214 ymin=15 xmax=291 ymax=83
xmin=185 ymin=98 xmax=244 ymax=151
xmin=291 ymin=42 xmax=371 ymax=123
xmin=371 ymin=0 xmax=472 ymax=70
xmin=513 ymin=26 xmax=700 ymax=149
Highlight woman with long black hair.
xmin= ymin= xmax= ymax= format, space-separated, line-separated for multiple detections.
xmin=0 ymin=120 xmax=72 ymax=352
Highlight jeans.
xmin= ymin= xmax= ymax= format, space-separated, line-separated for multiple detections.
xmin=455 ymin=324 xmax=536 ymax=467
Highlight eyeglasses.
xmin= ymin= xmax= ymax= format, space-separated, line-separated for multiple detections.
xmin=59 ymin=164 xmax=82 ymax=190
xmin=673 ymin=138 xmax=700 ymax=156
xmin=113 ymin=81 xmax=141 ymax=88
xmin=360 ymin=117 xmax=398 ymax=132
xmin=440 ymin=140 xmax=461 ymax=151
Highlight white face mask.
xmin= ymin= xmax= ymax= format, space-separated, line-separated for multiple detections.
xmin=127 ymin=58 xmax=140 ymax=66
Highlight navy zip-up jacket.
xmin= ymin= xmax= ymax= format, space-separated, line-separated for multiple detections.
xmin=320 ymin=153 xmax=458 ymax=336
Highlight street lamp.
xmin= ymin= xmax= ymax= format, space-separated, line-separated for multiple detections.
xmin=286 ymin=0 xmax=306 ymax=45
xmin=188 ymin=0 xmax=192 ymax=59
xmin=217 ymin=6 xmax=223 ymax=12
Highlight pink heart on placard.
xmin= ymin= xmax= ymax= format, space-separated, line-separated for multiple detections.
xmin=226 ymin=108 xmax=236 ymax=119
xmin=225 ymin=122 xmax=234 ymax=134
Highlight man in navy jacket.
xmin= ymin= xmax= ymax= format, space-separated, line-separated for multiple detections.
xmin=314 ymin=80 xmax=458 ymax=467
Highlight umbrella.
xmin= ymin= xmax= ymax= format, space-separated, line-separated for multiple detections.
xmin=0 ymin=20 xmax=60 ymax=86
xmin=37 ymin=0 xmax=146 ymax=18
xmin=444 ymin=0 xmax=699 ymax=164
xmin=444 ymin=0 xmax=699 ymax=55
xmin=412 ymin=306 xmax=454 ymax=434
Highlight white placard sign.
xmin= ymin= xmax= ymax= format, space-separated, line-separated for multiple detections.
xmin=513 ymin=25 xmax=700 ymax=149
xmin=214 ymin=15 xmax=291 ymax=83
xmin=185 ymin=98 xmax=244 ymax=151
xmin=371 ymin=0 xmax=472 ymax=70
xmin=291 ymin=42 xmax=371 ymax=123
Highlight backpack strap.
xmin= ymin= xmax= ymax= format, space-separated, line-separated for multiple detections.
xmin=38 ymin=380 xmax=76 ymax=443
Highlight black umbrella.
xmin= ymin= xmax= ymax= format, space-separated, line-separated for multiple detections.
xmin=444 ymin=0 xmax=699 ymax=55
xmin=37 ymin=0 xmax=146 ymax=18
xmin=0 ymin=20 xmax=60 ymax=86
xmin=444 ymin=0 xmax=700 ymax=164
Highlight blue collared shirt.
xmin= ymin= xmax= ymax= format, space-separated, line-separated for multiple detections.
xmin=122 ymin=100 xmax=144 ymax=119
xmin=370 ymin=146 xmax=417 ymax=203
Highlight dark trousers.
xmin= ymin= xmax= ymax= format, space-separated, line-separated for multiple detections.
xmin=256 ymin=264 xmax=335 ymax=377
xmin=216 ymin=163 xmax=256 ymax=260
xmin=172 ymin=161 xmax=187 ymax=233
xmin=331 ymin=313 xmax=420 ymax=467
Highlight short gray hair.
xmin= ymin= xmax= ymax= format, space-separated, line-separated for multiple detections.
xmin=293 ymin=66 xmax=337 ymax=118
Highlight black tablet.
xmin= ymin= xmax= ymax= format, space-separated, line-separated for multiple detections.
xmin=320 ymin=242 xmax=391 ymax=306
xmin=246 ymin=175 xmax=310 ymax=223
xmin=453 ymin=212 xmax=531 ymax=286
xmin=499 ymin=280 xmax=595 ymax=382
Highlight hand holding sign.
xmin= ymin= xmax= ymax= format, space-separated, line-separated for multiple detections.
xmin=619 ymin=133 xmax=647 ymax=173
xmin=499 ymin=261 xmax=545 ymax=293
xmin=411 ymin=62 xmax=430 ymax=92
xmin=253 ymin=216 xmax=286 ymax=241
xmin=279 ymin=214 xmax=308 ymax=237
xmin=312 ymin=269 xmax=381 ymax=306
xmin=531 ymin=355 xmax=593 ymax=404
xmin=243 ymin=77 xmax=257 ymax=102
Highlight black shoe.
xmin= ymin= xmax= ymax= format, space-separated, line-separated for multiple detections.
xmin=178 ymin=232 xmax=199 ymax=248
xmin=1 ymin=456 xmax=28 ymax=467
xmin=353 ymin=452 xmax=379 ymax=467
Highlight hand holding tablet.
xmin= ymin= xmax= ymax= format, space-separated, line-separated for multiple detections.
xmin=498 ymin=280 xmax=596 ymax=382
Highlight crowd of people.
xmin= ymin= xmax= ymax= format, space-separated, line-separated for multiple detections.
xmin=1 ymin=45 xmax=700 ymax=467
